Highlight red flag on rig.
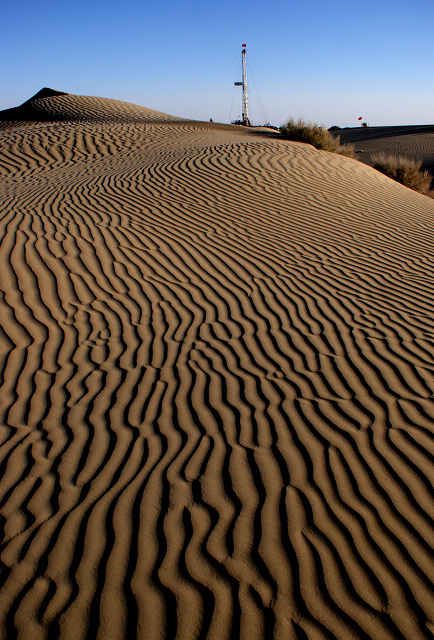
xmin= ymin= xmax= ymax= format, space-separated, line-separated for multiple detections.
xmin=242 ymin=44 xmax=246 ymax=47
xmin=358 ymin=117 xmax=363 ymax=120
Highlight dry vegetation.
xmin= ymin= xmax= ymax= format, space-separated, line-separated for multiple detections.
xmin=371 ymin=153 xmax=434 ymax=197
xmin=280 ymin=119 xmax=434 ymax=198
xmin=280 ymin=117 xmax=356 ymax=157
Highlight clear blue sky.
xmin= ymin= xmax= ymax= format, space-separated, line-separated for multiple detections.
xmin=1 ymin=0 xmax=433 ymax=127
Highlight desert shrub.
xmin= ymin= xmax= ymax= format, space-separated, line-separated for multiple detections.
xmin=371 ymin=153 xmax=433 ymax=197
xmin=280 ymin=118 xmax=355 ymax=157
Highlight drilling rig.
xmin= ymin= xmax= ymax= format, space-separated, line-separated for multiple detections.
xmin=234 ymin=44 xmax=250 ymax=126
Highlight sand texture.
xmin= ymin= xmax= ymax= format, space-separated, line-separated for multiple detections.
xmin=335 ymin=125 xmax=434 ymax=175
xmin=0 ymin=92 xmax=433 ymax=640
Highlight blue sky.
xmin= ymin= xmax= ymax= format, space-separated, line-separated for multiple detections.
xmin=1 ymin=0 xmax=433 ymax=127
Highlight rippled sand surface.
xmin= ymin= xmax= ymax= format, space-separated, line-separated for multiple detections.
xmin=336 ymin=125 xmax=434 ymax=174
xmin=0 ymin=93 xmax=433 ymax=640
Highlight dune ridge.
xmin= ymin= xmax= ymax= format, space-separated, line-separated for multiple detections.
xmin=335 ymin=126 xmax=434 ymax=175
xmin=0 ymin=93 xmax=433 ymax=640
xmin=0 ymin=89 xmax=187 ymax=125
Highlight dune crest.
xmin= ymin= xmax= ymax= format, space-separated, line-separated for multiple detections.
xmin=0 ymin=94 xmax=433 ymax=640
xmin=335 ymin=125 xmax=434 ymax=176
xmin=0 ymin=89 xmax=186 ymax=124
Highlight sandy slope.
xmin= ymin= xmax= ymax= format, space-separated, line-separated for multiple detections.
xmin=335 ymin=125 xmax=434 ymax=175
xmin=0 ymin=93 xmax=433 ymax=640
xmin=0 ymin=88 xmax=187 ymax=125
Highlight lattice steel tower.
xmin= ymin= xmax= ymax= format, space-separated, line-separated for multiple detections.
xmin=234 ymin=44 xmax=250 ymax=126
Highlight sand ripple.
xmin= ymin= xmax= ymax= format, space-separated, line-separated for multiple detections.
xmin=0 ymin=108 xmax=433 ymax=639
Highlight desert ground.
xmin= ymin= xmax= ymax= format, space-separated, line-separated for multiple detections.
xmin=0 ymin=90 xmax=433 ymax=640
xmin=334 ymin=124 xmax=434 ymax=177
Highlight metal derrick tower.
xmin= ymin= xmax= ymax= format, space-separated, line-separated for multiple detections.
xmin=234 ymin=44 xmax=250 ymax=126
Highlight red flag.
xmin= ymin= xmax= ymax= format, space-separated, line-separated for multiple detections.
xmin=358 ymin=117 xmax=362 ymax=120
xmin=242 ymin=44 xmax=246 ymax=47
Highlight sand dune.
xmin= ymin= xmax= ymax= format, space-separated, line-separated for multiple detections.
xmin=335 ymin=125 xmax=434 ymax=175
xmin=0 ymin=88 xmax=187 ymax=125
xmin=0 ymin=92 xmax=433 ymax=640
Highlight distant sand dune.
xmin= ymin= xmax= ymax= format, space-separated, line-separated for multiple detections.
xmin=0 ymin=93 xmax=433 ymax=640
xmin=0 ymin=88 xmax=186 ymax=124
xmin=335 ymin=125 xmax=434 ymax=175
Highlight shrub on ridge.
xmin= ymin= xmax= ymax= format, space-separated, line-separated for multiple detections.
xmin=280 ymin=118 xmax=355 ymax=157
xmin=371 ymin=153 xmax=433 ymax=197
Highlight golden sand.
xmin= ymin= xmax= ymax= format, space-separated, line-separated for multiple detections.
xmin=0 ymin=92 xmax=433 ymax=640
